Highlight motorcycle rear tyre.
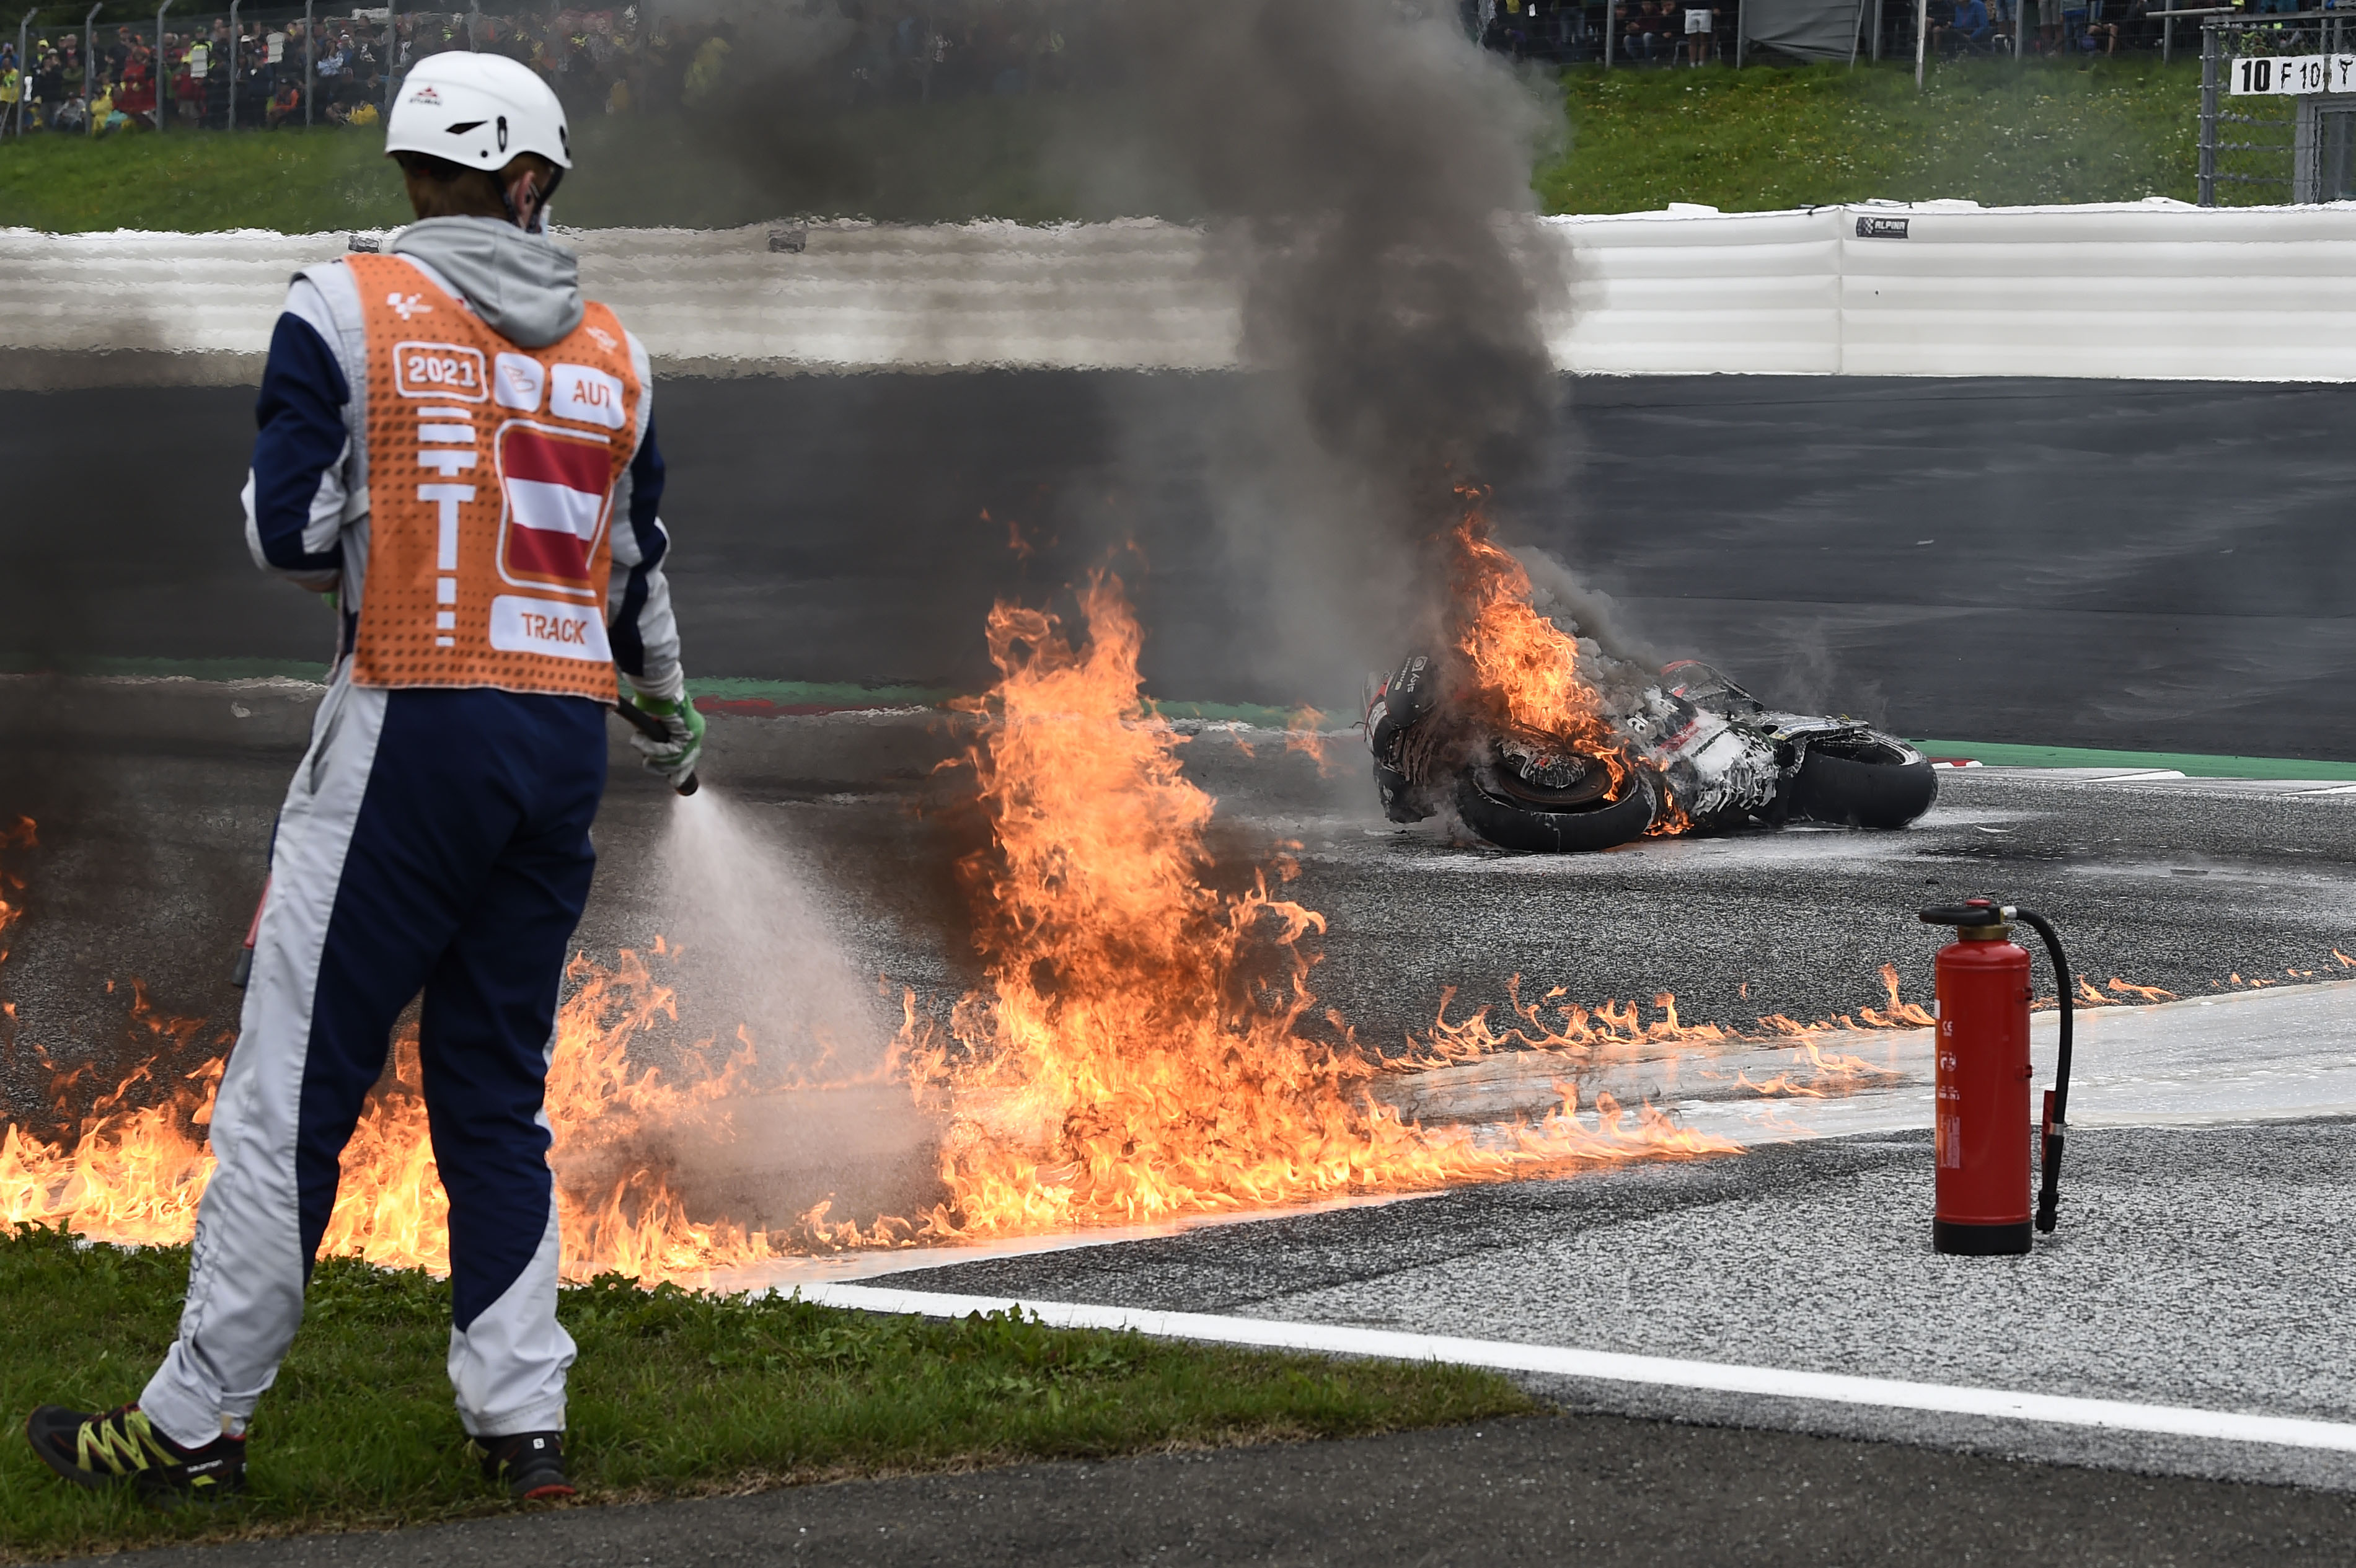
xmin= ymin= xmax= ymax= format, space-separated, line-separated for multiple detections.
xmin=1788 ymin=746 xmax=1937 ymax=830
xmin=1454 ymin=766 xmax=1656 ymax=853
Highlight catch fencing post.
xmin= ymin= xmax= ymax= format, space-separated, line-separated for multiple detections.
xmin=2199 ymin=16 xmax=2219 ymax=205
xmin=468 ymin=0 xmax=480 ymax=50
xmin=11 ymin=8 xmax=31 ymax=137
xmin=226 ymin=0 xmax=238 ymax=128
xmin=382 ymin=0 xmax=397 ymax=118
xmin=1737 ymin=0 xmax=1747 ymax=63
xmin=84 ymin=1 xmax=101 ymax=132
xmin=1873 ymin=0 xmax=1884 ymax=56
xmin=155 ymin=0 xmax=174 ymax=131
xmin=302 ymin=0 xmax=311 ymax=124
xmin=1604 ymin=0 xmax=1615 ymax=65
xmin=1915 ymin=0 xmax=1927 ymax=87
xmin=2015 ymin=0 xmax=2025 ymax=57
xmin=1851 ymin=0 xmax=1868 ymax=63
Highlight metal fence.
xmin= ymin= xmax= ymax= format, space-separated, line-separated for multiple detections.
xmin=2195 ymin=9 xmax=2356 ymax=204
xmin=0 ymin=0 xmax=2285 ymax=146
xmin=1860 ymin=0 xmax=2196 ymax=61
xmin=4 ymin=7 xmax=488 ymax=138
xmin=2 ymin=2 xmax=933 ymax=139
xmin=1478 ymin=0 xmax=2206 ymax=68
xmin=1476 ymin=1 xmax=1736 ymax=66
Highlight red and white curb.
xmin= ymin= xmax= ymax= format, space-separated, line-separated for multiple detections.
xmin=790 ymin=1282 xmax=2356 ymax=1456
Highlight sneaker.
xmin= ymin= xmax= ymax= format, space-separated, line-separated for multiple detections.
xmin=24 ymin=1403 xmax=246 ymax=1508
xmin=478 ymin=1429 xmax=575 ymax=1500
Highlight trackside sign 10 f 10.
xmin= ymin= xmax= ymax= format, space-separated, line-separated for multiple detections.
xmin=2230 ymin=54 xmax=2356 ymax=95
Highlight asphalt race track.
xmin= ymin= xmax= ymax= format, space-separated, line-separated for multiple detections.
xmin=6 ymin=681 xmax=2356 ymax=1560
xmin=107 ymin=1415 xmax=2356 ymax=1568
xmin=6 ymin=360 xmax=2356 ymax=1561
xmin=6 ymin=372 xmax=2356 ymax=754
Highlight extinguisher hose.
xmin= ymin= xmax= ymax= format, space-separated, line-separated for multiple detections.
xmin=2012 ymin=907 xmax=2072 ymax=1235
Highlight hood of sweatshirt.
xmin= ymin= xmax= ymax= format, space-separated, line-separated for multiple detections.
xmin=388 ymin=217 xmax=585 ymax=349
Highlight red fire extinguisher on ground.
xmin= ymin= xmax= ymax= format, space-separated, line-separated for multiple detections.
xmin=1917 ymin=899 xmax=2076 ymax=1256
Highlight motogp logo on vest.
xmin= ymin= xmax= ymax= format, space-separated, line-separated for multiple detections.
xmin=387 ymin=292 xmax=433 ymax=323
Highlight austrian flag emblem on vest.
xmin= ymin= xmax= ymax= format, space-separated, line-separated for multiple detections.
xmin=499 ymin=425 xmax=611 ymax=592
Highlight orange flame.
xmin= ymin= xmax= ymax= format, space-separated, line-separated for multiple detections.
xmin=0 ymin=940 xmax=778 ymax=1282
xmin=1860 ymin=963 xmax=1938 ymax=1029
xmin=1445 ymin=490 xmax=1628 ymax=781
xmin=893 ymin=573 xmax=1736 ymax=1240
xmin=1284 ymin=706 xmax=1339 ymax=777
xmin=1414 ymin=969 xmax=1921 ymax=1103
xmin=1414 ymin=978 xmax=1731 ymax=1067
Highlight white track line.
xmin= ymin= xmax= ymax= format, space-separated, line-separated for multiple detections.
xmin=795 ymin=1282 xmax=2356 ymax=1456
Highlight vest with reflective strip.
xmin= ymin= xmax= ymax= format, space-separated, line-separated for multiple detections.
xmin=346 ymin=252 xmax=643 ymax=700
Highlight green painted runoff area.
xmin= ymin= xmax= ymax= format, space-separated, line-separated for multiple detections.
xmin=1915 ymin=741 xmax=2356 ymax=782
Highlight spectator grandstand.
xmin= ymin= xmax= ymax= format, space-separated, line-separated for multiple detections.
xmin=0 ymin=0 xmax=2201 ymax=144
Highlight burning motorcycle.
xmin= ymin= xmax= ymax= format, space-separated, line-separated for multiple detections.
xmin=1365 ymin=653 xmax=1937 ymax=853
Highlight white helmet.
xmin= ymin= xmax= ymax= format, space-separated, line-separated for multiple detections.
xmin=385 ymin=51 xmax=570 ymax=177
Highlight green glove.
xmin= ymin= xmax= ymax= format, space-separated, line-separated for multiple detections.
xmin=628 ymin=692 xmax=705 ymax=787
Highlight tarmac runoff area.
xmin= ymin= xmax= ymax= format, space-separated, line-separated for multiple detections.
xmin=672 ymin=711 xmax=2356 ymax=1500
xmin=13 ymin=684 xmax=2356 ymax=1559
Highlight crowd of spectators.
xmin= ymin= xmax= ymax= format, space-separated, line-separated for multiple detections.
xmin=0 ymin=0 xmax=2204 ymax=138
xmin=1914 ymin=0 xmax=2166 ymax=57
xmin=1467 ymin=0 xmax=1756 ymax=65
xmin=1469 ymin=0 xmax=2177 ymax=61
xmin=0 ymin=1 xmax=1082 ymax=138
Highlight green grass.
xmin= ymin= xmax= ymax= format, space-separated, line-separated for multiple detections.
xmin=0 ymin=58 xmax=2207 ymax=234
xmin=0 ymin=96 xmax=1085 ymax=234
xmin=0 ymin=126 xmax=410 ymax=233
xmin=1542 ymin=56 xmax=2199 ymax=214
xmin=0 ymin=1225 xmax=1529 ymax=1561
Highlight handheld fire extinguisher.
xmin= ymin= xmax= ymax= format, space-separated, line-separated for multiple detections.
xmin=1916 ymin=899 xmax=2075 ymax=1256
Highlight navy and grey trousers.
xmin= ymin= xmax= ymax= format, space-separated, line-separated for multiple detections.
xmin=141 ymin=677 xmax=605 ymax=1448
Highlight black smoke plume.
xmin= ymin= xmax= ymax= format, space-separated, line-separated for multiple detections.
xmin=661 ymin=0 xmax=1571 ymax=704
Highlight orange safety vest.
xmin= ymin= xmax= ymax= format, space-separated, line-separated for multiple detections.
xmin=345 ymin=251 xmax=643 ymax=702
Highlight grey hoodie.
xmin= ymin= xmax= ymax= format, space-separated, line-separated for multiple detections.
xmin=389 ymin=217 xmax=585 ymax=349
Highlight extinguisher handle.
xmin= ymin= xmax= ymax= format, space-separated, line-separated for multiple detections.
xmin=611 ymin=701 xmax=701 ymax=797
xmin=231 ymin=874 xmax=271 ymax=990
xmin=2037 ymin=1089 xmax=2065 ymax=1235
xmin=2012 ymin=907 xmax=2073 ymax=1235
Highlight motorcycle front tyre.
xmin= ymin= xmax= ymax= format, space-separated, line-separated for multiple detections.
xmin=1787 ymin=744 xmax=1938 ymax=830
xmin=1453 ymin=765 xmax=1657 ymax=853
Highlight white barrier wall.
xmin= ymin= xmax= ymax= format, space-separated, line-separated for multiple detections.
xmin=1548 ymin=200 xmax=2356 ymax=379
xmin=10 ymin=200 xmax=2356 ymax=381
